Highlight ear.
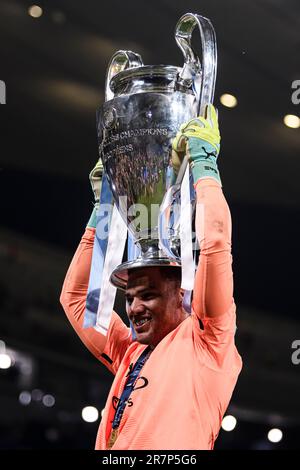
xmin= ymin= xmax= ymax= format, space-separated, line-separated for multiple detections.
xmin=177 ymin=288 xmax=184 ymax=307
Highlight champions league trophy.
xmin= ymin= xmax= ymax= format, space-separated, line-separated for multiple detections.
xmin=86 ymin=13 xmax=217 ymax=333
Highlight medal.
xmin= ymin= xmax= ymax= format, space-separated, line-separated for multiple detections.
xmin=107 ymin=428 xmax=119 ymax=449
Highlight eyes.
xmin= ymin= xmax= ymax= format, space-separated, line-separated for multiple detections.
xmin=126 ymin=292 xmax=157 ymax=305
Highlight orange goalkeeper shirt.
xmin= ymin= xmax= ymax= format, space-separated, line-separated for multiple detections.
xmin=60 ymin=178 xmax=242 ymax=450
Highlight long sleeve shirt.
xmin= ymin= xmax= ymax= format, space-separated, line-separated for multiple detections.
xmin=60 ymin=178 xmax=242 ymax=450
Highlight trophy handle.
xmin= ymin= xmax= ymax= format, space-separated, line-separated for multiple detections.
xmin=175 ymin=12 xmax=217 ymax=115
xmin=105 ymin=50 xmax=144 ymax=101
xmin=173 ymin=13 xmax=218 ymax=185
xmin=159 ymin=14 xmax=217 ymax=261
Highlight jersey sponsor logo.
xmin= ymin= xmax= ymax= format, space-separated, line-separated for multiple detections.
xmin=132 ymin=376 xmax=148 ymax=391
xmin=112 ymin=395 xmax=133 ymax=409
xmin=111 ymin=375 xmax=148 ymax=409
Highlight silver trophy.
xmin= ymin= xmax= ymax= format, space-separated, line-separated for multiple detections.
xmin=96 ymin=13 xmax=217 ymax=289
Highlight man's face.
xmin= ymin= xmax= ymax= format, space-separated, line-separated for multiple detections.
xmin=125 ymin=267 xmax=186 ymax=348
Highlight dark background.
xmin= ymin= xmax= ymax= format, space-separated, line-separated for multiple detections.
xmin=0 ymin=0 xmax=299 ymax=449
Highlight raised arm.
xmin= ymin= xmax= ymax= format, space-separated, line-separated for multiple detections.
xmin=60 ymin=161 xmax=132 ymax=374
xmin=173 ymin=105 xmax=233 ymax=319
xmin=172 ymin=104 xmax=241 ymax=383
xmin=193 ymin=178 xmax=233 ymax=319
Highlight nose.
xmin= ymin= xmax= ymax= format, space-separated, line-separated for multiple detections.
xmin=129 ymin=297 xmax=145 ymax=315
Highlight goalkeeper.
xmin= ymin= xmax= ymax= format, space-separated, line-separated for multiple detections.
xmin=60 ymin=104 xmax=242 ymax=450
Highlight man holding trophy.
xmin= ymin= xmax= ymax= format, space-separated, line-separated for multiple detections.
xmin=60 ymin=13 xmax=242 ymax=450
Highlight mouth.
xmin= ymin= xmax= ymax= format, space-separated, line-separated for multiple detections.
xmin=133 ymin=315 xmax=152 ymax=333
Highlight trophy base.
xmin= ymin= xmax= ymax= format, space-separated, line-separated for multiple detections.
xmin=110 ymin=257 xmax=181 ymax=290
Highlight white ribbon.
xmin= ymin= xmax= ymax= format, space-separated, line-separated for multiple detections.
xmin=94 ymin=204 xmax=127 ymax=336
xmin=180 ymin=166 xmax=195 ymax=292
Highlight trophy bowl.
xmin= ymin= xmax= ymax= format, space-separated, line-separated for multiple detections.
xmin=96 ymin=13 xmax=217 ymax=289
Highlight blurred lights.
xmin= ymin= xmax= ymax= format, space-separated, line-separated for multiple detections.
xmin=0 ymin=353 xmax=12 ymax=369
xmin=221 ymin=415 xmax=237 ymax=432
xmin=101 ymin=408 xmax=105 ymax=418
xmin=220 ymin=93 xmax=238 ymax=108
xmin=283 ymin=114 xmax=300 ymax=129
xmin=51 ymin=10 xmax=65 ymax=25
xmin=28 ymin=5 xmax=43 ymax=18
xmin=268 ymin=428 xmax=283 ymax=443
xmin=58 ymin=410 xmax=72 ymax=423
xmin=19 ymin=362 xmax=33 ymax=376
xmin=45 ymin=428 xmax=59 ymax=442
xmin=31 ymin=388 xmax=43 ymax=401
xmin=42 ymin=394 xmax=55 ymax=407
xmin=81 ymin=406 xmax=99 ymax=423
xmin=19 ymin=391 xmax=31 ymax=406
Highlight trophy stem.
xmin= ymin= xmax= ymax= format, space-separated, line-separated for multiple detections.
xmin=139 ymin=239 xmax=161 ymax=260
